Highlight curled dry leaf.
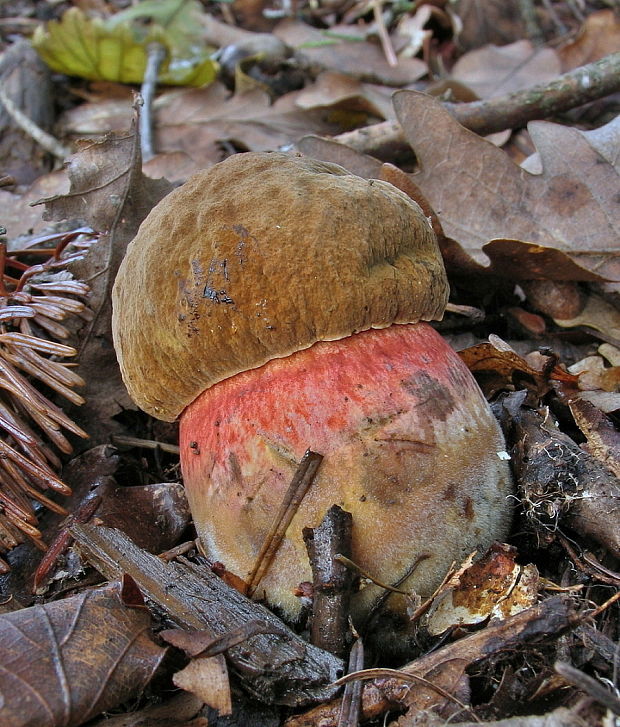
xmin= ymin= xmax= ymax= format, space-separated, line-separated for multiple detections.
xmin=451 ymin=40 xmax=561 ymax=100
xmin=392 ymin=91 xmax=620 ymax=283
xmin=457 ymin=336 xmax=577 ymax=399
xmin=0 ymin=582 xmax=166 ymax=727
xmin=39 ymin=112 xmax=173 ymax=440
xmin=173 ymin=656 xmax=232 ymax=716
xmin=557 ymin=10 xmax=620 ymax=71
xmin=425 ymin=543 xmax=539 ymax=636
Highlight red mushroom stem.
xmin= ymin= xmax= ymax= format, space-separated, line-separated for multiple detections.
xmin=180 ymin=322 xmax=511 ymax=619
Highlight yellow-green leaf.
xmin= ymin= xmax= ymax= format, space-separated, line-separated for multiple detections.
xmin=32 ymin=7 xmax=217 ymax=86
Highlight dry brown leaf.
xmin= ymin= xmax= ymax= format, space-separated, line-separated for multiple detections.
xmin=0 ymin=172 xmax=69 ymax=240
xmin=554 ymin=293 xmax=620 ymax=344
xmin=558 ymin=10 xmax=620 ymax=71
xmin=173 ymin=655 xmax=232 ymax=716
xmin=393 ymin=91 xmax=620 ymax=282
xmin=155 ymin=83 xmax=342 ymax=168
xmin=569 ymin=355 xmax=620 ymax=395
xmin=396 ymin=659 xmax=471 ymax=724
xmin=274 ymin=19 xmax=428 ymax=85
xmin=294 ymin=71 xmax=395 ymax=121
xmin=451 ymin=0 xmax=526 ymax=52
xmin=521 ymin=115 xmax=620 ymax=175
xmin=39 ymin=113 xmax=173 ymax=440
xmin=60 ymin=83 xmax=342 ymax=173
xmin=451 ymin=40 xmax=560 ymax=99
xmin=88 ymin=692 xmax=204 ymax=727
xmin=0 ymin=583 xmax=166 ymax=727
xmin=458 ymin=337 xmax=576 ymax=398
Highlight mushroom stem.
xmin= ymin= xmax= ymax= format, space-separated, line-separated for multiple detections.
xmin=180 ymin=323 xmax=512 ymax=619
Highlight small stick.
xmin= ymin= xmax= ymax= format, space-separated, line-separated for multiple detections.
xmin=304 ymin=505 xmax=354 ymax=657
xmin=338 ymin=638 xmax=364 ymax=727
xmin=371 ymin=0 xmax=397 ymax=68
xmin=140 ymin=42 xmax=166 ymax=161
xmin=112 ymin=434 xmax=180 ymax=456
xmin=247 ymin=449 xmax=323 ymax=597
xmin=327 ymin=52 xmax=620 ymax=156
xmin=33 ymin=493 xmax=102 ymax=591
xmin=0 ymin=85 xmax=71 ymax=160
xmin=555 ymin=661 xmax=620 ymax=716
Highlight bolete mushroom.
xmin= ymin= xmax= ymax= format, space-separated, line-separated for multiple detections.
xmin=112 ymin=152 xmax=512 ymax=620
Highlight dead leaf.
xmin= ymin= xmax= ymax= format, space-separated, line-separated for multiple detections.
xmin=554 ymin=293 xmax=620 ymax=345
xmin=39 ymin=112 xmax=173 ymax=441
xmin=558 ymin=10 xmax=620 ymax=71
xmin=458 ymin=336 xmax=576 ymax=398
xmin=425 ymin=544 xmax=539 ymax=636
xmin=294 ymin=71 xmax=395 ymax=121
xmin=451 ymin=40 xmax=560 ymax=99
xmin=521 ymin=115 xmax=620 ymax=175
xmin=397 ymin=659 xmax=471 ymax=724
xmin=569 ymin=355 xmax=620 ymax=394
xmin=0 ymin=171 xmax=70 ymax=240
xmin=0 ymin=583 xmax=166 ymax=727
xmin=274 ymin=19 xmax=428 ymax=85
xmin=392 ymin=91 xmax=620 ymax=282
xmin=155 ymin=84 xmax=342 ymax=164
xmin=451 ymin=0 xmax=527 ymax=52
xmin=173 ymin=655 xmax=232 ymax=716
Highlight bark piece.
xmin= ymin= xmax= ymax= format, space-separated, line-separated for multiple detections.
xmin=70 ymin=523 xmax=343 ymax=707
xmin=504 ymin=404 xmax=620 ymax=558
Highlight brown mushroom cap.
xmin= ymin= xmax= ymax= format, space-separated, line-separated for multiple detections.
xmin=112 ymin=152 xmax=448 ymax=421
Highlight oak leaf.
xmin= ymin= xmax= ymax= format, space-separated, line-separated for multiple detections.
xmin=393 ymin=91 xmax=620 ymax=282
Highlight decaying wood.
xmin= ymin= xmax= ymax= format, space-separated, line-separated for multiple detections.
xmin=390 ymin=706 xmax=587 ymax=727
xmin=555 ymin=660 xmax=620 ymax=716
xmin=338 ymin=638 xmax=364 ymax=727
xmin=501 ymin=401 xmax=620 ymax=559
xmin=70 ymin=523 xmax=344 ymax=707
xmin=285 ymin=596 xmax=577 ymax=726
xmin=303 ymin=504 xmax=353 ymax=658
xmin=326 ymin=52 xmax=620 ymax=158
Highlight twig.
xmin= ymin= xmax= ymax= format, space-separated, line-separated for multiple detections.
xmin=111 ymin=434 xmax=180 ymax=455
xmin=247 ymin=449 xmax=323 ymax=597
xmin=304 ymin=505 xmax=353 ymax=658
xmin=555 ymin=661 xmax=620 ymax=716
xmin=327 ymin=52 xmax=620 ymax=157
xmin=0 ymin=85 xmax=71 ymax=160
xmin=140 ymin=42 xmax=166 ymax=162
xmin=371 ymin=0 xmax=397 ymax=67
xmin=338 ymin=639 xmax=364 ymax=727
xmin=333 ymin=667 xmax=478 ymax=720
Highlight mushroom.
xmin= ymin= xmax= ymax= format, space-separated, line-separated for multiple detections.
xmin=112 ymin=152 xmax=512 ymax=620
